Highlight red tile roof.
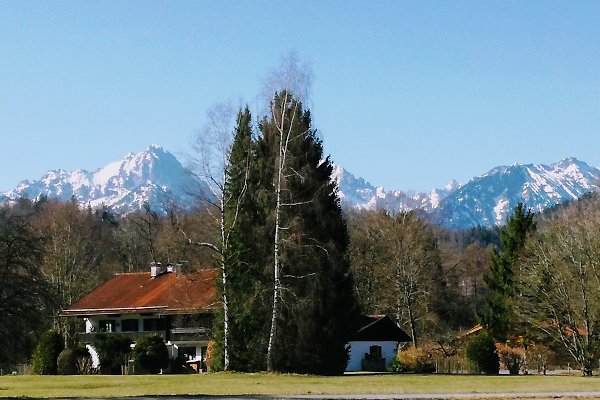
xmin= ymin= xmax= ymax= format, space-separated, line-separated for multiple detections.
xmin=61 ymin=269 xmax=218 ymax=316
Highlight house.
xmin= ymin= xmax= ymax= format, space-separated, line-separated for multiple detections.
xmin=61 ymin=263 xmax=217 ymax=372
xmin=346 ymin=315 xmax=411 ymax=372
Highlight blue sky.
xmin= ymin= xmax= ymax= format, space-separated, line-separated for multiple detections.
xmin=1 ymin=1 xmax=599 ymax=192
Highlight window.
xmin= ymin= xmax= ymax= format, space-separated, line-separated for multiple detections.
xmin=99 ymin=320 xmax=116 ymax=333
xmin=178 ymin=346 xmax=196 ymax=361
xmin=369 ymin=345 xmax=382 ymax=359
xmin=143 ymin=318 xmax=166 ymax=332
xmin=121 ymin=319 xmax=139 ymax=332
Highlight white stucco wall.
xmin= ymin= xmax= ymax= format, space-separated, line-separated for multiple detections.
xmin=86 ymin=345 xmax=100 ymax=368
xmin=83 ymin=315 xmax=205 ymax=366
xmin=85 ymin=318 xmax=96 ymax=333
xmin=346 ymin=341 xmax=398 ymax=372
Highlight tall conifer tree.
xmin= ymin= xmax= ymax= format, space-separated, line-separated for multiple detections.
xmin=220 ymin=107 xmax=272 ymax=371
xmin=480 ymin=203 xmax=535 ymax=340
xmin=257 ymin=92 xmax=359 ymax=374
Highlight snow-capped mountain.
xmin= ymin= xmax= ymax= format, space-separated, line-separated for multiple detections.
xmin=334 ymin=158 xmax=599 ymax=229
xmin=3 ymin=145 xmax=206 ymax=214
xmin=3 ymin=146 xmax=598 ymax=229
xmin=432 ymin=158 xmax=600 ymax=228
xmin=332 ymin=165 xmax=459 ymax=214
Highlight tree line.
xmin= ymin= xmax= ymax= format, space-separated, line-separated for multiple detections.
xmin=0 ymin=197 xmax=214 ymax=372
xmin=5 ymin=168 xmax=600 ymax=376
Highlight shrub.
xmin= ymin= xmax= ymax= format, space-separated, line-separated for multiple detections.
xmin=465 ymin=331 xmax=499 ymax=374
xmin=133 ymin=334 xmax=169 ymax=374
xmin=57 ymin=348 xmax=77 ymax=375
xmin=31 ymin=330 xmax=63 ymax=375
xmin=388 ymin=346 xmax=436 ymax=373
xmin=92 ymin=333 xmax=132 ymax=374
xmin=497 ymin=343 xmax=525 ymax=375
xmin=57 ymin=344 xmax=92 ymax=375
xmin=525 ymin=344 xmax=553 ymax=375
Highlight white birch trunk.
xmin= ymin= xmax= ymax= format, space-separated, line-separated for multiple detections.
xmin=219 ymin=173 xmax=230 ymax=371
xmin=266 ymin=92 xmax=296 ymax=372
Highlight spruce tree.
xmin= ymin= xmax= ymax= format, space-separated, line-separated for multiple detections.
xmin=480 ymin=203 xmax=535 ymax=341
xmin=257 ymin=92 xmax=360 ymax=374
xmin=221 ymin=107 xmax=272 ymax=371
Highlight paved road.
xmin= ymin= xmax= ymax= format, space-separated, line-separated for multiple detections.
xmin=42 ymin=393 xmax=600 ymax=400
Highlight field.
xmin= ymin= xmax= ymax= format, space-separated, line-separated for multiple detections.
xmin=2 ymin=373 xmax=600 ymax=398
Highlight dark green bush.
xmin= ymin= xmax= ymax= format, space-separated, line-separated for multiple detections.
xmin=133 ymin=334 xmax=169 ymax=374
xmin=465 ymin=331 xmax=499 ymax=374
xmin=92 ymin=333 xmax=132 ymax=374
xmin=31 ymin=330 xmax=63 ymax=375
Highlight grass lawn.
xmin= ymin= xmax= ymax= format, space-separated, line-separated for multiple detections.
xmin=1 ymin=373 xmax=600 ymax=398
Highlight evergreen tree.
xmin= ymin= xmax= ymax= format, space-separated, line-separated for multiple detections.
xmin=0 ymin=208 xmax=49 ymax=371
xmin=480 ymin=203 xmax=535 ymax=340
xmin=133 ymin=334 xmax=169 ymax=374
xmin=31 ymin=330 xmax=63 ymax=375
xmin=257 ymin=92 xmax=360 ymax=374
xmin=216 ymin=107 xmax=272 ymax=371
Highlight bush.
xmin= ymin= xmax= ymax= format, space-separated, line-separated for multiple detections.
xmin=133 ymin=334 xmax=169 ymax=374
xmin=205 ymin=340 xmax=216 ymax=372
xmin=525 ymin=344 xmax=553 ymax=375
xmin=31 ymin=330 xmax=63 ymax=375
xmin=57 ymin=348 xmax=77 ymax=375
xmin=57 ymin=344 xmax=92 ymax=375
xmin=388 ymin=346 xmax=436 ymax=373
xmin=497 ymin=344 xmax=525 ymax=375
xmin=92 ymin=333 xmax=132 ymax=374
xmin=465 ymin=331 xmax=499 ymax=374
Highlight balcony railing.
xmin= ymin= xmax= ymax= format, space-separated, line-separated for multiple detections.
xmin=170 ymin=327 xmax=210 ymax=342
xmin=78 ymin=328 xmax=209 ymax=344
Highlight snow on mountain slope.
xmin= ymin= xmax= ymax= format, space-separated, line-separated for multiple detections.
xmin=431 ymin=158 xmax=600 ymax=229
xmin=335 ymin=158 xmax=599 ymax=229
xmin=333 ymin=165 xmax=459 ymax=214
xmin=3 ymin=145 xmax=206 ymax=214
xmin=3 ymin=147 xmax=597 ymax=229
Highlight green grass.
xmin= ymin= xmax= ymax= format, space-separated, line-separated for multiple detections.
xmin=1 ymin=373 xmax=600 ymax=398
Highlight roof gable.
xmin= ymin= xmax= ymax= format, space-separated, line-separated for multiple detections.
xmin=351 ymin=315 xmax=411 ymax=342
xmin=61 ymin=269 xmax=217 ymax=316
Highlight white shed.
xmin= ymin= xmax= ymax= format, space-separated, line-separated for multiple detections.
xmin=346 ymin=315 xmax=411 ymax=372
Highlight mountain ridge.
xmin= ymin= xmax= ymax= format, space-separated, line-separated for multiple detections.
xmin=3 ymin=144 xmax=206 ymax=214
xmin=332 ymin=158 xmax=599 ymax=228
xmin=3 ymin=146 xmax=598 ymax=228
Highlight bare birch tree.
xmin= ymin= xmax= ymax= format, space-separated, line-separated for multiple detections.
xmin=184 ymin=101 xmax=251 ymax=370
xmin=261 ymin=53 xmax=315 ymax=372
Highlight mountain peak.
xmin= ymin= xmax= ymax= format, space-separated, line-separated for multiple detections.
xmin=3 ymin=146 xmax=206 ymax=214
xmin=444 ymin=179 xmax=460 ymax=192
xmin=147 ymin=144 xmax=166 ymax=155
xmin=431 ymin=158 xmax=600 ymax=229
xmin=3 ymin=148 xmax=598 ymax=229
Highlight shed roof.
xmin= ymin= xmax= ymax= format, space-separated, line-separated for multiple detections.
xmin=61 ymin=269 xmax=218 ymax=317
xmin=351 ymin=315 xmax=411 ymax=342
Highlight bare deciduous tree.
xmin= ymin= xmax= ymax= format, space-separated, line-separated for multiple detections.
xmin=349 ymin=210 xmax=441 ymax=348
xmin=183 ymin=101 xmax=251 ymax=370
xmin=518 ymin=199 xmax=600 ymax=376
